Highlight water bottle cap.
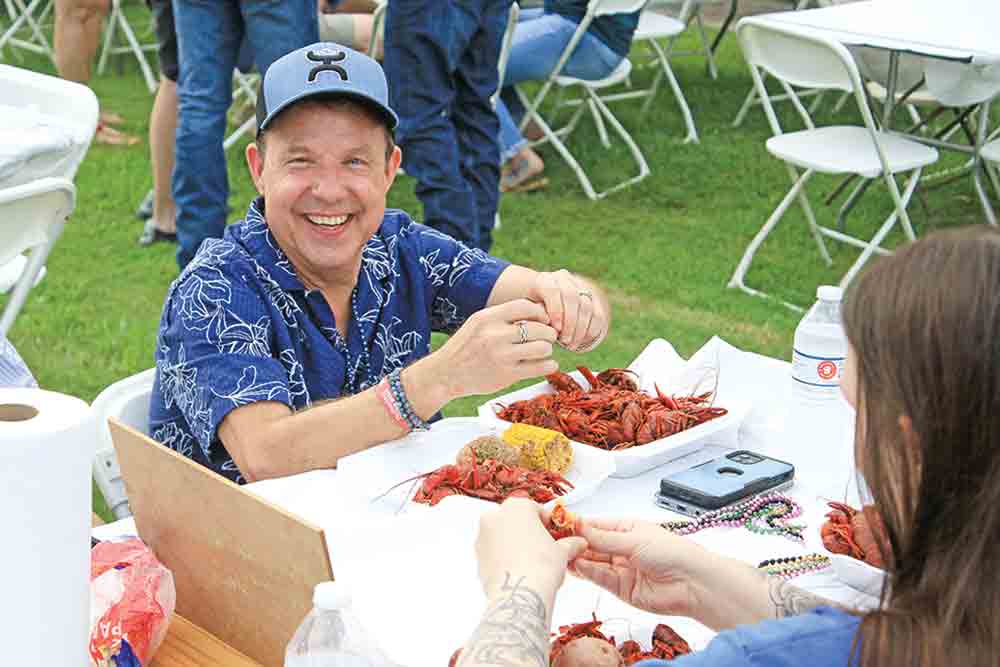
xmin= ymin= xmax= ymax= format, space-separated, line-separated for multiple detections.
xmin=816 ymin=285 xmax=843 ymax=302
xmin=313 ymin=581 xmax=352 ymax=610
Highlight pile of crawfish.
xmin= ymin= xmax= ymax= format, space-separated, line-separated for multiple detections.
xmin=409 ymin=459 xmax=573 ymax=506
xmin=496 ymin=366 xmax=728 ymax=450
xmin=550 ymin=614 xmax=692 ymax=666
xmin=821 ymin=501 xmax=890 ymax=569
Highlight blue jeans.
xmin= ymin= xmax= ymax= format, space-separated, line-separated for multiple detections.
xmin=497 ymin=8 xmax=622 ymax=162
xmin=385 ymin=0 xmax=511 ymax=252
xmin=171 ymin=0 xmax=318 ymax=269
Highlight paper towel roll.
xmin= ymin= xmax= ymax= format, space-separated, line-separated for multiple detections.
xmin=0 ymin=388 xmax=91 ymax=667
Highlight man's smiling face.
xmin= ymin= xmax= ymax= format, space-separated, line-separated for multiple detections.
xmin=246 ymin=99 xmax=401 ymax=290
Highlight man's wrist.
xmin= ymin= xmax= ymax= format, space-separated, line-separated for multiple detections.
xmin=401 ymin=355 xmax=456 ymax=415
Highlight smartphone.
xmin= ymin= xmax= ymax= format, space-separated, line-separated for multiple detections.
xmin=654 ymin=450 xmax=795 ymax=518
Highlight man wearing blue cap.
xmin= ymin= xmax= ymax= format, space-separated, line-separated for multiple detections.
xmin=149 ymin=43 xmax=611 ymax=484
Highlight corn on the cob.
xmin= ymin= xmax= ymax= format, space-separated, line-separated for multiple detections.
xmin=502 ymin=423 xmax=574 ymax=475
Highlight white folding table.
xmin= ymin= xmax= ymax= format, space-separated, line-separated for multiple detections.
xmin=95 ymin=341 xmax=873 ymax=666
xmin=757 ymin=0 xmax=1000 ymax=224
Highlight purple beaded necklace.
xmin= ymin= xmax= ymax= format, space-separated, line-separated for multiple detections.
xmin=660 ymin=493 xmax=806 ymax=543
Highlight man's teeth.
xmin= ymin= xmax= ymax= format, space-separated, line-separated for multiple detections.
xmin=308 ymin=214 xmax=350 ymax=226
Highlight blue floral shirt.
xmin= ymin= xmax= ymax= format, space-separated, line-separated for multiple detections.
xmin=150 ymin=198 xmax=510 ymax=483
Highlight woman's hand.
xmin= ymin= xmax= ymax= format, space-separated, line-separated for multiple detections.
xmin=476 ymin=498 xmax=587 ymax=603
xmin=570 ymin=516 xmax=709 ymax=618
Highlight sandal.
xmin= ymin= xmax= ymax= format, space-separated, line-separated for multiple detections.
xmin=503 ymin=176 xmax=549 ymax=193
xmin=138 ymin=219 xmax=177 ymax=246
xmin=500 ymin=153 xmax=546 ymax=193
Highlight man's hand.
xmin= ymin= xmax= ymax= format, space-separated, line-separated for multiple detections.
xmin=430 ymin=299 xmax=560 ymax=399
xmin=527 ymin=270 xmax=608 ymax=352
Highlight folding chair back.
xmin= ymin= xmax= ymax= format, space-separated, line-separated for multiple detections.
xmin=0 ymin=64 xmax=99 ymax=183
xmin=0 ymin=178 xmax=75 ymax=335
xmin=728 ymin=17 xmax=938 ymax=307
xmin=592 ymin=0 xmax=648 ymax=15
xmin=91 ymin=367 xmax=156 ymax=519
xmin=514 ymin=0 xmax=651 ymax=199
xmin=738 ymin=18 xmax=884 ymax=161
xmin=922 ymin=59 xmax=1000 ymax=107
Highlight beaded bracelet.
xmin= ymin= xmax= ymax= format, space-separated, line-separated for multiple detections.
xmin=757 ymin=554 xmax=832 ymax=579
xmin=387 ymin=367 xmax=430 ymax=432
xmin=660 ymin=493 xmax=806 ymax=543
xmin=375 ymin=376 xmax=411 ymax=432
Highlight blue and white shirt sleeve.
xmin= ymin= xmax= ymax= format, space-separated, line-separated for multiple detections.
xmin=154 ymin=240 xmax=293 ymax=460
xmin=409 ymin=224 xmax=510 ymax=334
xmin=0 ymin=334 xmax=36 ymax=388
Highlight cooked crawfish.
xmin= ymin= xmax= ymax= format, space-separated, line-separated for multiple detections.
xmin=546 ymin=502 xmax=577 ymax=540
xmin=550 ymin=614 xmax=692 ymax=665
xmin=496 ymin=366 xmax=727 ymax=451
xmin=821 ymin=501 xmax=889 ymax=569
xmin=402 ymin=460 xmax=574 ymax=506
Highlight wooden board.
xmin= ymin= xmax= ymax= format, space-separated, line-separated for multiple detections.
xmin=109 ymin=420 xmax=334 ymax=667
xmin=152 ymin=614 xmax=261 ymax=667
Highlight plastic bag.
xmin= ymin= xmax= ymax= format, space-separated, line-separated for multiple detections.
xmin=89 ymin=538 xmax=176 ymax=667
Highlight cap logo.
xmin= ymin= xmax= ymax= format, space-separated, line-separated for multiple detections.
xmin=306 ymin=49 xmax=348 ymax=83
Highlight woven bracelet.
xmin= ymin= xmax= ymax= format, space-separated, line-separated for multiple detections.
xmin=388 ymin=367 xmax=430 ymax=432
xmin=375 ymin=376 xmax=411 ymax=432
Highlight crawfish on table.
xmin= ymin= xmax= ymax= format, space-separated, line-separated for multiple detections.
xmin=550 ymin=614 xmax=692 ymax=666
xmin=821 ymin=501 xmax=889 ymax=569
xmin=407 ymin=459 xmax=574 ymax=506
xmin=496 ymin=366 xmax=728 ymax=451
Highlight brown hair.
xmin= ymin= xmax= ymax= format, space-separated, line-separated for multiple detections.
xmin=842 ymin=226 xmax=1000 ymax=666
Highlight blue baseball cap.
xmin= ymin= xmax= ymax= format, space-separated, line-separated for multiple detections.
xmin=256 ymin=42 xmax=398 ymax=134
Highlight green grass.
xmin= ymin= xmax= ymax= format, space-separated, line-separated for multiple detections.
xmin=2 ymin=26 xmax=987 ymax=520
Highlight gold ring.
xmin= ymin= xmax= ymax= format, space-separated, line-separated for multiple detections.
xmin=517 ymin=320 xmax=529 ymax=345
xmin=578 ymin=289 xmax=593 ymax=299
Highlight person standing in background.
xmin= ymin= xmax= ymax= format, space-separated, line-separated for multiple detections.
xmin=384 ymin=0 xmax=513 ymax=252
xmin=137 ymin=0 xmax=179 ymax=246
xmin=53 ymin=0 xmax=139 ymax=145
xmin=171 ymin=0 xmax=319 ymax=269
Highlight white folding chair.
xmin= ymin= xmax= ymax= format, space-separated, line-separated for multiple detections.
xmin=731 ymin=0 xmax=822 ymax=128
xmin=91 ymin=368 xmax=156 ymax=520
xmin=0 ymin=65 xmax=96 ymax=319
xmin=920 ymin=59 xmax=1000 ymax=226
xmin=598 ymin=0 xmax=699 ymax=143
xmin=514 ymin=0 xmax=650 ymax=200
xmin=223 ymin=68 xmax=260 ymax=152
xmin=0 ymin=64 xmax=99 ymax=184
xmin=97 ymin=0 xmax=158 ymax=94
xmin=727 ymin=18 xmax=938 ymax=308
xmin=0 ymin=0 xmax=53 ymax=60
xmin=0 ymin=178 xmax=75 ymax=335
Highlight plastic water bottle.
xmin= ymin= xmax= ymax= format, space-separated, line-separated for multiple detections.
xmin=791 ymin=285 xmax=847 ymax=402
xmin=285 ymin=582 xmax=397 ymax=667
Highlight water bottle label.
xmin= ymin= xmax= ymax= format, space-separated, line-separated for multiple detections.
xmin=792 ymin=348 xmax=844 ymax=393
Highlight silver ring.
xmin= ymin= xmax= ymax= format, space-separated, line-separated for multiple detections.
xmin=516 ymin=320 xmax=529 ymax=345
xmin=578 ymin=289 xmax=593 ymax=299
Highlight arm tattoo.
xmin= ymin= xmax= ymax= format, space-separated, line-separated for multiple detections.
xmin=458 ymin=573 xmax=550 ymax=667
xmin=767 ymin=575 xmax=845 ymax=618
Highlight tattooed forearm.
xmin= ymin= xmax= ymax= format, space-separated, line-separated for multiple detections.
xmin=457 ymin=573 xmax=551 ymax=667
xmin=767 ymin=575 xmax=845 ymax=618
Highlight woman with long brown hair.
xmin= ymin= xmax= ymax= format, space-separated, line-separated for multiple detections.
xmin=455 ymin=226 xmax=1000 ymax=667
